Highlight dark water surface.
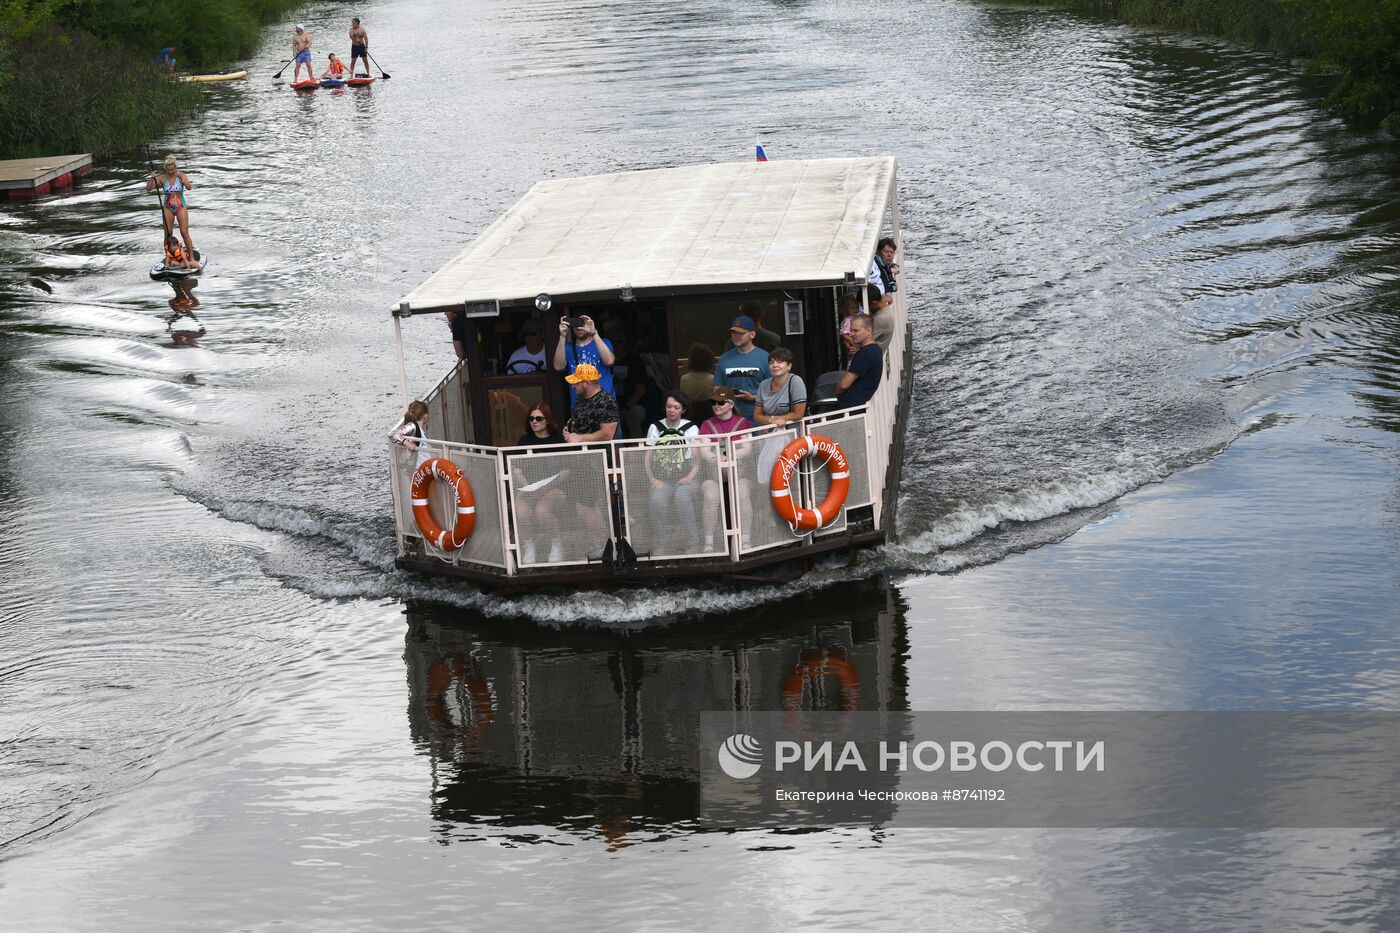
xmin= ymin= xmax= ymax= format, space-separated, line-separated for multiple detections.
xmin=3 ymin=0 xmax=1399 ymax=928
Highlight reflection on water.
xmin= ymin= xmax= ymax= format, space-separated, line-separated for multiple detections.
xmin=405 ymin=579 xmax=907 ymax=846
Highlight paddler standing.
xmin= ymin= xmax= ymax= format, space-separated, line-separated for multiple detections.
xmin=348 ymin=18 xmax=370 ymax=78
xmin=291 ymin=24 xmax=314 ymax=83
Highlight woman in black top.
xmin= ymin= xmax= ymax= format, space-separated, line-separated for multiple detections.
xmin=513 ymin=403 xmax=565 ymax=564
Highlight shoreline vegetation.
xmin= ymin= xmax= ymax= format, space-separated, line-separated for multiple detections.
xmin=1044 ymin=0 xmax=1400 ymax=133
xmin=0 ymin=0 xmax=302 ymax=161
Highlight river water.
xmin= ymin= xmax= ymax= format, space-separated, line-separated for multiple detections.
xmin=2 ymin=0 xmax=1399 ymax=928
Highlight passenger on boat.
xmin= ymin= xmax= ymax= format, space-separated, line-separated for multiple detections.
xmin=698 ymin=386 xmax=754 ymax=551
xmin=838 ymin=292 xmax=864 ymax=353
xmin=512 ymin=403 xmax=566 ymax=564
xmin=753 ymin=348 xmax=807 ymax=429
xmin=390 ymin=400 xmax=431 ymax=464
xmin=835 ymin=315 xmax=882 ymax=410
xmin=561 ymin=364 xmax=618 ymax=443
xmin=868 ymin=284 xmax=895 ymax=354
xmin=506 ymin=323 xmax=547 ymax=373
xmin=680 ymin=342 xmax=716 ymax=424
xmin=645 ymin=390 xmax=701 ymax=545
xmin=146 ymin=155 xmax=194 ymax=255
xmin=612 ymin=333 xmax=653 ymax=439
xmin=714 ymin=315 xmax=769 ymax=420
xmin=553 ymin=314 xmax=615 ymax=408
xmin=869 ymin=237 xmax=900 ymax=296
xmin=742 ymin=301 xmax=781 ymax=354
xmin=444 ymin=309 xmax=468 ymax=361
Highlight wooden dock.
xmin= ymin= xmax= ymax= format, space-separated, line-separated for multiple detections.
xmin=0 ymin=154 xmax=93 ymax=200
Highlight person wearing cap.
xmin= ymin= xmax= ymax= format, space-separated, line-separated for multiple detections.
xmin=552 ymin=314 xmax=615 ymax=409
xmin=697 ymin=386 xmax=754 ymax=550
xmin=506 ymin=323 xmax=547 ymax=374
xmin=714 ymin=314 xmax=769 ymax=420
xmin=561 ymin=363 xmax=619 ymax=443
xmin=835 ymin=314 xmax=883 ymax=409
xmin=291 ymin=25 xmax=314 ymax=84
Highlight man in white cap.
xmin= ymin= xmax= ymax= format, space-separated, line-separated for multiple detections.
xmin=291 ymin=24 xmax=314 ymax=84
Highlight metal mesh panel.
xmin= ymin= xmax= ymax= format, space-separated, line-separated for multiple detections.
xmin=619 ymin=442 xmax=726 ymax=560
xmin=508 ymin=448 xmax=612 ymax=567
xmin=733 ymin=427 xmax=805 ymax=555
xmin=391 ymin=442 xmax=421 ymax=544
xmin=426 ymin=363 xmax=472 ymax=445
xmin=807 ymin=414 xmax=870 ymax=537
xmin=405 ymin=441 xmax=505 ymax=567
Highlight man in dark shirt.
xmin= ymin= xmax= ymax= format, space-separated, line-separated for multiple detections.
xmin=562 ymin=363 xmax=619 ymax=442
xmin=444 ymin=309 xmax=468 ymax=361
xmin=836 ymin=315 xmax=882 ymax=409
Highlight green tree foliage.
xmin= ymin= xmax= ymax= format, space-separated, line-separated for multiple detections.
xmin=0 ymin=0 xmax=302 ymax=159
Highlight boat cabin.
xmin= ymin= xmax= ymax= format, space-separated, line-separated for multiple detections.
xmin=388 ymin=156 xmax=912 ymax=587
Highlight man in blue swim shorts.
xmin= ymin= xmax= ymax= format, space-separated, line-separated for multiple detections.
xmin=349 ymin=18 xmax=370 ymax=78
xmin=291 ymin=24 xmax=313 ymax=83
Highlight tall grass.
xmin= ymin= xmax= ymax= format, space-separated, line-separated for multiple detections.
xmin=0 ymin=0 xmax=304 ymax=160
xmin=0 ymin=25 xmax=201 ymax=159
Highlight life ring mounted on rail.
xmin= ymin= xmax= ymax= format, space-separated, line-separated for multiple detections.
xmin=411 ymin=457 xmax=476 ymax=549
xmin=768 ymin=434 xmax=850 ymax=532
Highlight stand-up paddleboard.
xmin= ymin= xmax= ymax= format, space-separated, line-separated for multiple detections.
xmin=347 ymin=74 xmax=376 ymax=87
xmin=150 ymin=250 xmax=207 ymax=282
xmin=179 ymin=70 xmax=248 ymax=83
xmin=290 ymin=78 xmax=319 ymax=91
xmin=319 ymin=77 xmax=347 ymax=88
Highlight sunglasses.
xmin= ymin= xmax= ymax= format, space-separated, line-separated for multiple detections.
xmin=528 ymin=415 xmax=546 ymax=422
xmin=711 ymin=398 xmax=732 ymax=406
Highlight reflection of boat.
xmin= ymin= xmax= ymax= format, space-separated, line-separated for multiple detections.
xmin=149 ymin=250 xmax=206 ymax=282
xmin=385 ymin=157 xmax=914 ymax=588
xmin=403 ymin=580 xmax=909 ymax=843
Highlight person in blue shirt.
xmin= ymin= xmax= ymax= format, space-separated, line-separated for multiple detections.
xmin=551 ymin=314 xmax=615 ymax=408
xmin=714 ymin=314 xmax=769 ymax=420
xmin=157 ymin=46 xmax=177 ymax=75
xmin=835 ymin=314 xmax=882 ymax=409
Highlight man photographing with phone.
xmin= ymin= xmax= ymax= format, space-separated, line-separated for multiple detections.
xmin=552 ymin=313 xmax=616 ymax=409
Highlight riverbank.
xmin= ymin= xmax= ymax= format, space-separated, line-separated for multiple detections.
xmin=0 ymin=0 xmax=301 ymax=161
xmin=1045 ymin=0 xmax=1400 ymax=131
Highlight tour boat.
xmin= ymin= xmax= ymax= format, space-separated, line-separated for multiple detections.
xmin=387 ymin=156 xmax=913 ymax=588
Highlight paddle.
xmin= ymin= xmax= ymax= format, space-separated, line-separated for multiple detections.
xmin=272 ymin=58 xmax=295 ymax=79
xmin=367 ymin=51 xmax=391 ymax=79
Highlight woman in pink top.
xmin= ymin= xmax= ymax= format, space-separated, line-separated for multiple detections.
xmin=698 ymin=386 xmax=754 ymax=551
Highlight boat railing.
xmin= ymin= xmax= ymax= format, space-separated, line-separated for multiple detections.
xmin=389 ymin=404 xmax=885 ymax=575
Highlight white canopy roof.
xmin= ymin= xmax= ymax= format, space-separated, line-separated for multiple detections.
xmin=394 ymin=156 xmax=897 ymax=313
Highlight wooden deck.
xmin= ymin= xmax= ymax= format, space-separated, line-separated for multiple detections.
xmin=0 ymin=154 xmax=93 ymax=199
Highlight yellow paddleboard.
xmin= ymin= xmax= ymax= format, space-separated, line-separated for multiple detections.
xmin=179 ymin=70 xmax=248 ymax=83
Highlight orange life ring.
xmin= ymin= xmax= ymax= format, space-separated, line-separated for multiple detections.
xmin=769 ymin=434 xmax=850 ymax=531
xmin=411 ymin=457 xmax=476 ymax=549
xmin=782 ymin=647 xmax=862 ymax=712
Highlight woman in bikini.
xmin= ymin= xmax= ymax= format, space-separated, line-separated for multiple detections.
xmin=146 ymin=154 xmax=194 ymax=256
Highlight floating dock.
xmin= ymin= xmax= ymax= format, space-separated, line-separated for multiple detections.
xmin=0 ymin=154 xmax=93 ymax=200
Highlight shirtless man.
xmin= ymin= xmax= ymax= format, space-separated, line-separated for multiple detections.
xmin=291 ymin=25 xmax=313 ymax=83
xmin=349 ymin=18 xmax=370 ymax=77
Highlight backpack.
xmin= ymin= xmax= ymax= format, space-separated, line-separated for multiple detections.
xmin=651 ymin=420 xmax=693 ymax=481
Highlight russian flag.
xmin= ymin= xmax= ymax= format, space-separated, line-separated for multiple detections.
xmin=755 ymin=136 xmax=767 ymax=162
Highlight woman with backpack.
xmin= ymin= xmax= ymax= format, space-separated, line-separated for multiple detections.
xmin=645 ymin=390 xmax=701 ymax=546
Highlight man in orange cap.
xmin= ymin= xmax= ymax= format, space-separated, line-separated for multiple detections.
xmin=562 ymin=363 xmax=619 ymax=443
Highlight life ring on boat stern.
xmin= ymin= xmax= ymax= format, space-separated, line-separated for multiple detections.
xmin=411 ymin=457 xmax=476 ymax=549
xmin=769 ymin=434 xmax=850 ymax=532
